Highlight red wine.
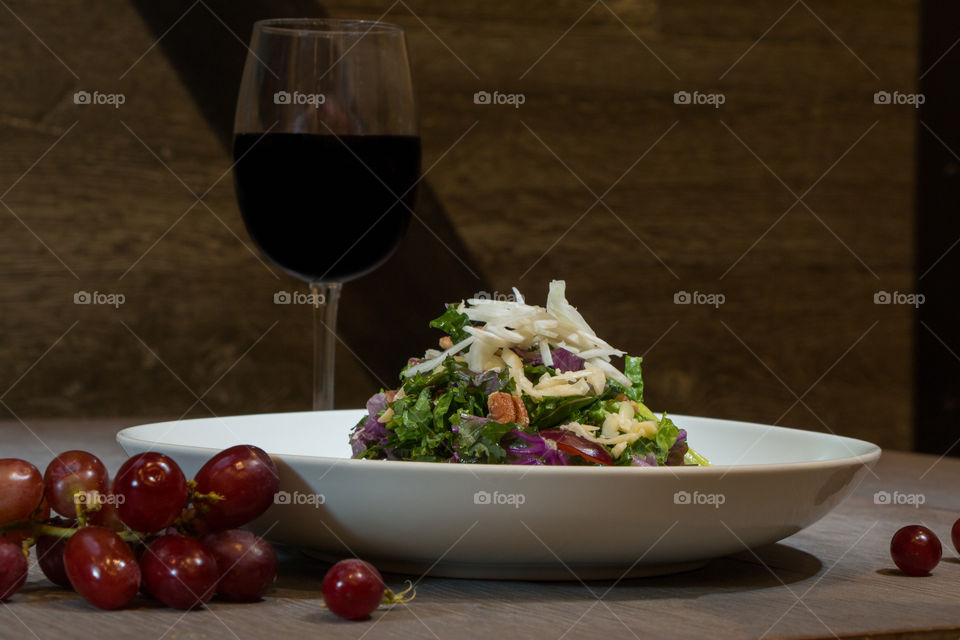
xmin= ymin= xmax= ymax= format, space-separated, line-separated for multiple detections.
xmin=233 ymin=133 xmax=421 ymax=282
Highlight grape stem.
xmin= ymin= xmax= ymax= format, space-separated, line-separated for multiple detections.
xmin=1 ymin=521 xmax=146 ymax=545
xmin=382 ymin=580 xmax=416 ymax=605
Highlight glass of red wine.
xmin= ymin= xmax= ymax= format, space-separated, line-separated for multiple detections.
xmin=233 ymin=19 xmax=420 ymax=410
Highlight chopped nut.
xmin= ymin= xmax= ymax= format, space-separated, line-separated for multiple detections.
xmin=512 ymin=396 xmax=529 ymax=427
xmin=439 ymin=336 xmax=454 ymax=350
xmin=487 ymin=391 xmax=517 ymax=424
xmin=377 ymin=407 xmax=395 ymax=423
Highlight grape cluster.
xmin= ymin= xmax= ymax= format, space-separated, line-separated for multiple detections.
xmin=0 ymin=445 xmax=280 ymax=610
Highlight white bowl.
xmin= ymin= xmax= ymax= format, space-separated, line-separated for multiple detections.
xmin=117 ymin=411 xmax=880 ymax=580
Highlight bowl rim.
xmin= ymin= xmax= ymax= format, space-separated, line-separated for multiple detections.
xmin=116 ymin=410 xmax=883 ymax=476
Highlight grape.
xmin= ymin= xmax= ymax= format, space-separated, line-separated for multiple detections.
xmin=890 ymin=524 xmax=941 ymax=575
xmin=0 ymin=458 xmax=44 ymax=526
xmin=2 ymin=497 xmax=49 ymax=546
xmin=36 ymin=517 xmax=75 ymax=588
xmin=539 ymin=430 xmax=613 ymax=465
xmin=63 ymin=526 xmax=140 ymax=609
xmin=202 ymin=529 xmax=277 ymax=601
xmin=88 ymin=489 xmax=125 ymax=532
xmin=0 ymin=537 xmax=28 ymax=600
xmin=952 ymin=517 xmax=960 ymax=555
xmin=43 ymin=451 xmax=109 ymax=519
xmin=194 ymin=445 xmax=279 ymax=530
xmin=322 ymin=559 xmax=385 ymax=620
xmin=113 ymin=453 xmax=187 ymax=532
xmin=142 ymin=534 xmax=218 ymax=609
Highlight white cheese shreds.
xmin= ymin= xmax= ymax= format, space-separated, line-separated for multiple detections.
xmin=403 ymin=335 xmax=475 ymax=377
xmin=402 ymin=281 xmax=634 ymax=391
xmin=539 ymin=340 xmax=554 ymax=367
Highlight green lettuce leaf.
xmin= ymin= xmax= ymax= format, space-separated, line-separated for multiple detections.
xmin=428 ymin=306 xmax=471 ymax=343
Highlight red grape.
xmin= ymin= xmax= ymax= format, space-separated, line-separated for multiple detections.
xmin=36 ymin=517 xmax=75 ymax=588
xmin=890 ymin=524 xmax=941 ymax=575
xmin=202 ymin=529 xmax=277 ymax=602
xmin=88 ymin=487 xmax=125 ymax=532
xmin=0 ymin=458 xmax=43 ymax=526
xmin=2 ymin=497 xmax=49 ymax=546
xmin=952 ymin=517 xmax=960 ymax=555
xmin=539 ymin=429 xmax=613 ymax=465
xmin=322 ymin=559 xmax=385 ymax=620
xmin=194 ymin=445 xmax=279 ymax=530
xmin=114 ymin=453 xmax=187 ymax=532
xmin=142 ymin=534 xmax=219 ymax=610
xmin=43 ymin=451 xmax=109 ymax=519
xmin=0 ymin=537 xmax=28 ymax=600
xmin=63 ymin=526 xmax=140 ymax=609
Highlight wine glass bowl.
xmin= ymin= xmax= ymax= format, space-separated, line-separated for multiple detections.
xmin=233 ymin=19 xmax=420 ymax=409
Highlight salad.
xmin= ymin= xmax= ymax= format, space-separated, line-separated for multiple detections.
xmin=350 ymin=281 xmax=708 ymax=467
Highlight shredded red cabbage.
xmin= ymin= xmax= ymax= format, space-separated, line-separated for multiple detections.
xmin=505 ymin=430 xmax=569 ymax=465
xmin=631 ymin=452 xmax=658 ymax=467
xmin=510 ymin=347 xmax=585 ymax=373
xmin=665 ymin=429 xmax=688 ymax=466
xmin=349 ymin=392 xmax=390 ymax=457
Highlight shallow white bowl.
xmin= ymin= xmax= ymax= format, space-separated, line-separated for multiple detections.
xmin=117 ymin=411 xmax=880 ymax=580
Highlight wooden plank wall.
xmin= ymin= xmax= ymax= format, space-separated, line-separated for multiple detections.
xmin=0 ymin=1 xmax=917 ymax=449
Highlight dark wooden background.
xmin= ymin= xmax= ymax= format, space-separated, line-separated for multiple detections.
xmin=0 ymin=1 xmax=923 ymax=450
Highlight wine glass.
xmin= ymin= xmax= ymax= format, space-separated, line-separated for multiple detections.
xmin=233 ymin=19 xmax=420 ymax=410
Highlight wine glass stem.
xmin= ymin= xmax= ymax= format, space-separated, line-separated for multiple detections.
xmin=311 ymin=281 xmax=342 ymax=411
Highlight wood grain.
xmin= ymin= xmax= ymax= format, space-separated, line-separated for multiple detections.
xmin=3 ymin=419 xmax=960 ymax=639
xmin=0 ymin=0 xmax=918 ymax=451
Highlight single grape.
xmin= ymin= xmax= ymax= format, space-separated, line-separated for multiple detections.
xmin=63 ymin=526 xmax=140 ymax=610
xmin=0 ymin=537 xmax=28 ymax=600
xmin=142 ymin=534 xmax=219 ymax=609
xmin=202 ymin=529 xmax=277 ymax=601
xmin=322 ymin=559 xmax=385 ymax=620
xmin=113 ymin=453 xmax=187 ymax=532
xmin=2 ymin=497 xmax=49 ymax=546
xmin=890 ymin=524 xmax=942 ymax=575
xmin=43 ymin=451 xmax=109 ymax=519
xmin=88 ymin=491 xmax=125 ymax=532
xmin=194 ymin=445 xmax=279 ymax=530
xmin=36 ymin=517 xmax=76 ymax=588
xmin=0 ymin=458 xmax=44 ymax=526
xmin=952 ymin=517 xmax=960 ymax=555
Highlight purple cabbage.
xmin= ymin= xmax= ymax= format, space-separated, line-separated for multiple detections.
xmin=504 ymin=430 xmax=569 ymax=465
xmin=550 ymin=348 xmax=585 ymax=373
xmin=349 ymin=392 xmax=391 ymax=457
xmin=665 ymin=429 xmax=688 ymax=466
xmin=510 ymin=347 xmax=585 ymax=373
xmin=631 ymin=452 xmax=659 ymax=467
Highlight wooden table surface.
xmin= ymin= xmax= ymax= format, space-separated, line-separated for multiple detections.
xmin=2 ymin=419 xmax=960 ymax=640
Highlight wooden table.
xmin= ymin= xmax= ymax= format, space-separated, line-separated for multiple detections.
xmin=3 ymin=419 xmax=959 ymax=639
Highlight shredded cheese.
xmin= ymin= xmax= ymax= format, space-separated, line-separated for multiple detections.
xmin=403 ymin=281 xmax=633 ymax=390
